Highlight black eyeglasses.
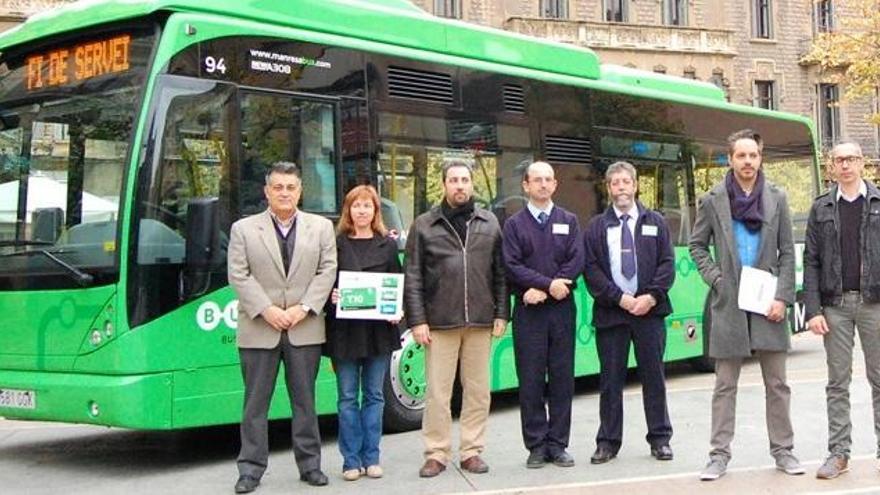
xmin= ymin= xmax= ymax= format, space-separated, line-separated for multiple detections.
xmin=833 ymin=155 xmax=863 ymax=165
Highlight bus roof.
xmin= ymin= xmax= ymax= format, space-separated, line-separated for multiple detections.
xmin=0 ymin=0 xmax=603 ymax=80
xmin=600 ymin=64 xmax=727 ymax=102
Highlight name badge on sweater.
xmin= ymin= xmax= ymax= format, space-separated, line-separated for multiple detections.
xmin=641 ymin=225 xmax=658 ymax=237
xmin=552 ymin=223 xmax=570 ymax=235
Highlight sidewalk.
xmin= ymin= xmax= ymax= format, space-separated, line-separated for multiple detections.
xmin=2 ymin=333 xmax=880 ymax=495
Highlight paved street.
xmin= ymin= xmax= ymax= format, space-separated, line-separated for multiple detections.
xmin=3 ymin=333 xmax=880 ymax=494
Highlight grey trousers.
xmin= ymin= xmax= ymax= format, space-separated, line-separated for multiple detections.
xmin=237 ymin=339 xmax=323 ymax=479
xmin=823 ymin=292 xmax=880 ymax=458
xmin=709 ymin=351 xmax=794 ymax=460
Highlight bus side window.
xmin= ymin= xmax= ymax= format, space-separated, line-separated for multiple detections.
xmin=761 ymin=155 xmax=816 ymax=241
xmin=240 ymin=93 xmax=339 ymax=217
xmin=641 ymin=163 xmax=692 ymax=246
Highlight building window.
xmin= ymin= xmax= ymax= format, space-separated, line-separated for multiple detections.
xmin=710 ymin=69 xmax=730 ymax=101
xmin=753 ymin=80 xmax=776 ymax=110
xmin=663 ymin=0 xmax=687 ymax=26
xmin=818 ymin=83 xmax=841 ymax=147
xmin=683 ymin=67 xmax=697 ymax=79
xmin=541 ymin=0 xmax=568 ymax=18
xmin=653 ymin=65 xmax=667 ymax=74
xmin=814 ymin=0 xmax=833 ymax=33
xmin=435 ymin=0 xmax=461 ymax=18
xmin=605 ymin=0 xmax=627 ymax=22
xmin=753 ymin=0 xmax=772 ymax=38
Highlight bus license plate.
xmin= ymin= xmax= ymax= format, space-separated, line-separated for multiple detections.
xmin=0 ymin=388 xmax=36 ymax=409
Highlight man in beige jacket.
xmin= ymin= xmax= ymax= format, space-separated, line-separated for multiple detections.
xmin=228 ymin=161 xmax=337 ymax=493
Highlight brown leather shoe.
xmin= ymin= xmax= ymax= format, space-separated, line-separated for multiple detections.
xmin=418 ymin=459 xmax=446 ymax=478
xmin=460 ymin=455 xmax=490 ymax=474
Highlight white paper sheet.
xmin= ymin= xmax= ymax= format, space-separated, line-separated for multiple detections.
xmin=737 ymin=266 xmax=778 ymax=315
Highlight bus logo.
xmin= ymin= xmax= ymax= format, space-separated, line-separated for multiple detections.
xmin=196 ymin=300 xmax=238 ymax=331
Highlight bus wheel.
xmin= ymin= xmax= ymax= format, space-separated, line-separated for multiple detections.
xmin=383 ymin=328 xmax=426 ymax=432
xmin=690 ymin=301 xmax=716 ymax=373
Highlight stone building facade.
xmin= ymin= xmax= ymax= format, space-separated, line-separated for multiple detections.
xmin=0 ymin=0 xmax=72 ymax=31
xmin=414 ymin=0 xmax=880 ymax=159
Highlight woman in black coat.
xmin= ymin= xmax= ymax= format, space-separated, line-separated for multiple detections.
xmin=325 ymin=185 xmax=401 ymax=481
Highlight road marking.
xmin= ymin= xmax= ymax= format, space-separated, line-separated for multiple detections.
xmin=650 ymin=375 xmax=831 ymax=396
xmin=804 ymin=488 xmax=880 ymax=495
xmin=0 ymin=420 xmax=81 ymax=430
xmin=465 ymin=454 xmax=880 ymax=495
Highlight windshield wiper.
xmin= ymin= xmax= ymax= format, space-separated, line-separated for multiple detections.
xmin=0 ymin=240 xmax=54 ymax=247
xmin=1 ymin=248 xmax=94 ymax=286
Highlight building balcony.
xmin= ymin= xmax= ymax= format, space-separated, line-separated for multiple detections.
xmin=504 ymin=18 xmax=737 ymax=56
xmin=797 ymin=36 xmax=821 ymax=66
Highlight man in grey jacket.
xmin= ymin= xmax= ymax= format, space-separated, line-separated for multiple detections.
xmin=228 ymin=162 xmax=337 ymax=493
xmin=689 ymin=129 xmax=803 ymax=481
xmin=805 ymin=142 xmax=880 ymax=479
xmin=404 ymin=160 xmax=508 ymax=478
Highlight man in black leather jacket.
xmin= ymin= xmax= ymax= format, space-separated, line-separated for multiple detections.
xmin=404 ymin=160 xmax=508 ymax=478
xmin=805 ymin=141 xmax=880 ymax=480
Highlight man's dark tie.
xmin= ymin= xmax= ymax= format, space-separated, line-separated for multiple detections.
xmin=538 ymin=211 xmax=549 ymax=225
xmin=620 ymin=213 xmax=636 ymax=279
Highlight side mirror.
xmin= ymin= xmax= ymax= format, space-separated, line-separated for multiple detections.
xmin=183 ymin=197 xmax=219 ymax=298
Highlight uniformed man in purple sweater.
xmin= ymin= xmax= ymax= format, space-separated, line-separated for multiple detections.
xmin=583 ymin=161 xmax=675 ymax=464
xmin=502 ymin=161 xmax=584 ymax=469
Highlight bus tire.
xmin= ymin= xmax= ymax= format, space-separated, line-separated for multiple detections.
xmin=383 ymin=329 xmax=426 ymax=433
xmin=690 ymin=301 xmax=716 ymax=373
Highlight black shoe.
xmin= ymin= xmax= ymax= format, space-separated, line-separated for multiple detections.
xmin=299 ymin=470 xmax=329 ymax=486
xmin=547 ymin=450 xmax=575 ymax=467
xmin=526 ymin=450 xmax=546 ymax=469
xmin=590 ymin=446 xmax=617 ymax=464
xmin=234 ymin=475 xmax=260 ymax=494
xmin=651 ymin=445 xmax=674 ymax=461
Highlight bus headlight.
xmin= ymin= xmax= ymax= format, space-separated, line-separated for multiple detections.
xmin=104 ymin=320 xmax=113 ymax=338
xmin=90 ymin=330 xmax=102 ymax=346
xmin=88 ymin=401 xmax=100 ymax=417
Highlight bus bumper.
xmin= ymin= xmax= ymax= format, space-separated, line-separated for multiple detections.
xmin=0 ymin=369 xmax=173 ymax=429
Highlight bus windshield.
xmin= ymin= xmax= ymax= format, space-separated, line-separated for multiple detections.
xmin=0 ymin=26 xmax=155 ymax=290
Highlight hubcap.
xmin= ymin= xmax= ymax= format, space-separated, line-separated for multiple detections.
xmin=389 ymin=329 xmax=426 ymax=410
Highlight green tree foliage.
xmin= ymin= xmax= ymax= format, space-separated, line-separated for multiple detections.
xmin=805 ymin=0 xmax=880 ymax=126
xmin=763 ymin=159 xmax=818 ymax=215
xmin=425 ymin=151 xmax=497 ymax=208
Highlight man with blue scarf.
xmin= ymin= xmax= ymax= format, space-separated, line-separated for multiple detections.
xmin=689 ymin=129 xmax=802 ymax=481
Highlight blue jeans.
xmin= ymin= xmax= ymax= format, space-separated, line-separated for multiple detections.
xmin=334 ymin=354 xmax=391 ymax=471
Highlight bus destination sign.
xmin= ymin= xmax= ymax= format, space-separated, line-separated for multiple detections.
xmin=25 ymin=34 xmax=132 ymax=91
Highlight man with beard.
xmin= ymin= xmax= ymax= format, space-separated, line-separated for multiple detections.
xmin=582 ymin=161 xmax=675 ymax=465
xmin=404 ymin=161 xmax=508 ymax=478
xmin=689 ymin=129 xmax=803 ymax=481
xmin=503 ymin=161 xmax=583 ymax=468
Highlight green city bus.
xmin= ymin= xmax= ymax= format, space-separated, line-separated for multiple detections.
xmin=0 ymin=0 xmax=819 ymax=431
